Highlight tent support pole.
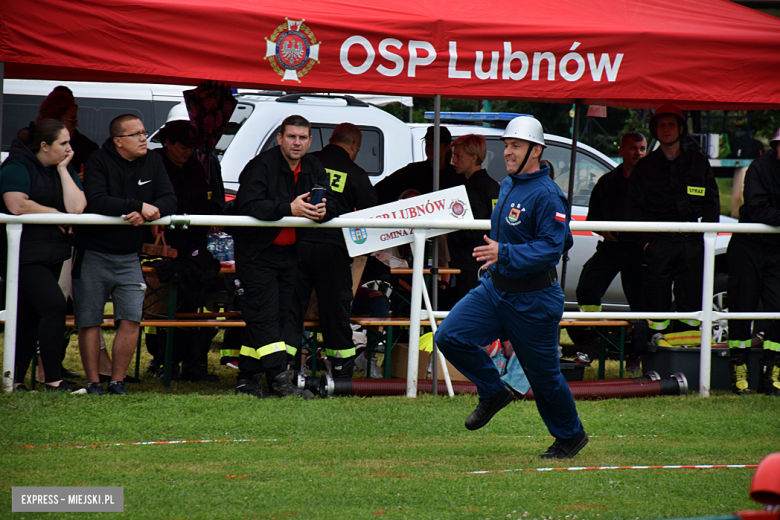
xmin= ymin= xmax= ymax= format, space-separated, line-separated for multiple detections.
xmin=431 ymin=94 xmax=441 ymax=395
xmin=561 ymin=101 xmax=581 ymax=294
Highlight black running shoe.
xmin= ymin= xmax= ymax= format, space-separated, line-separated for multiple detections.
xmin=465 ymin=384 xmax=514 ymax=431
xmin=43 ymin=380 xmax=85 ymax=394
xmin=107 ymin=381 xmax=130 ymax=395
xmin=87 ymin=382 xmax=106 ymax=396
xmin=540 ymin=430 xmax=589 ymax=459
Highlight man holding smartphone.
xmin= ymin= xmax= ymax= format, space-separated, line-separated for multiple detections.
xmin=283 ymin=123 xmax=379 ymax=378
xmin=232 ymin=115 xmax=333 ymax=399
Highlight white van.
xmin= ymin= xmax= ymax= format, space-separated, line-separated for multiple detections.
xmin=1 ymin=79 xmax=191 ymax=161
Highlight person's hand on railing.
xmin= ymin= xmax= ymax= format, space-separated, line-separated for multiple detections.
xmin=141 ymin=203 xmax=161 ymax=222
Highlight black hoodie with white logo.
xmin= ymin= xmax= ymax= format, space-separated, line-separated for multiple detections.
xmin=76 ymin=138 xmax=177 ymax=255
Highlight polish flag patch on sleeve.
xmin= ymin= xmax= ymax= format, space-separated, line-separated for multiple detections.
xmin=555 ymin=212 xmax=566 ymax=222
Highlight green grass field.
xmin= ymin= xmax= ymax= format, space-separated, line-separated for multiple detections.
xmin=2 ymin=333 xmax=778 ymax=520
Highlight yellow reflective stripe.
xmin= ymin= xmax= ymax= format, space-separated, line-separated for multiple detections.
xmin=729 ymin=340 xmax=751 ymax=349
xmin=648 ymin=320 xmax=670 ymax=330
xmin=679 ymin=319 xmax=701 ymax=327
xmin=144 ymin=326 xmax=157 ymax=334
xmin=764 ymin=340 xmax=780 ymax=352
xmin=664 ymin=331 xmax=702 ymax=347
xmin=220 ymin=349 xmax=240 ymax=358
xmin=240 ymin=341 xmax=287 ymax=360
xmin=578 ymin=305 xmax=602 ymax=312
xmin=286 ymin=344 xmax=298 ymax=356
xmin=326 ymin=348 xmax=357 ymax=359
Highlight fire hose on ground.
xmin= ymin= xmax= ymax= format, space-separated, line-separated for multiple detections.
xmin=302 ymin=371 xmax=688 ymax=399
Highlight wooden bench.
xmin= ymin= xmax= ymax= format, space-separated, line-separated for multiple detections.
xmin=65 ymin=313 xmax=631 ymax=382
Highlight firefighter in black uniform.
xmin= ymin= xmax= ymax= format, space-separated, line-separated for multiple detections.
xmin=283 ymin=123 xmax=378 ymax=378
xmin=726 ymin=128 xmax=780 ymax=396
xmin=576 ymin=132 xmax=646 ymax=313
xmin=446 ymin=134 xmax=500 ymax=304
xmin=232 ymin=115 xmax=335 ymax=399
xmin=150 ymin=120 xmax=220 ymax=382
xmin=629 ymin=104 xmax=720 ymax=343
xmin=375 ymin=126 xmax=462 ymax=205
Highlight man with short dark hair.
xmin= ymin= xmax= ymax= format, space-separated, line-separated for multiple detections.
xmin=74 ymin=114 xmax=177 ymax=395
xmin=629 ymin=105 xmax=719 ymax=349
xmin=148 ymin=119 xmax=220 ymax=382
xmin=575 ymin=132 xmax=647 ymax=368
xmin=375 ymin=125 xmax=461 ymax=204
xmin=232 ymin=114 xmax=334 ymax=398
xmin=283 ymin=122 xmax=378 ymax=378
xmin=726 ymin=128 xmax=780 ymax=396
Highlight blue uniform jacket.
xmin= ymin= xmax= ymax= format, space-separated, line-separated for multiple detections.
xmin=489 ymin=165 xmax=573 ymax=279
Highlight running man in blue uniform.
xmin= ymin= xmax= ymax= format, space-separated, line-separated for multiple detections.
xmin=434 ymin=116 xmax=588 ymax=459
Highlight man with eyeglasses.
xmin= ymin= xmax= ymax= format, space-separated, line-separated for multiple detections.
xmin=73 ymin=114 xmax=177 ymax=395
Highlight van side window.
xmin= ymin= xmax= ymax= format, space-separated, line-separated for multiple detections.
xmin=213 ymin=104 xmax=254 ymax=161
xmin=259 ymin=124 xmax=384 ymax=176
xmin=482 ymin=138 xmax=610 ymax=207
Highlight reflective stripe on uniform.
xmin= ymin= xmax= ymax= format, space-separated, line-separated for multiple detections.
xmin=648 ymin=320 xmax=670 ymax=330
xmin=764 ymin=340 xmax=780 ymax=352
xmin=729 ymin=340 xmax=751 ymax=350
xmin=286 ymin=344 xmax=297 ymax=356
xmin=578 ymin=305 xmax=602 ymax=312
xmin=240 ymin=341 xmax=287 ymax=360
xmin=679 ymin=319 xmax=701 ymax=327
xmin=144 ymin=326 xmax=158 ymax=334
xmin=325 ymin=347 xmax=357 ymax=359
xmin=220 ymin=348 xmax=240 ymax=358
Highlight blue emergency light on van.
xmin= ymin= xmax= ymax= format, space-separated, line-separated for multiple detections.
xmin=423 ymin=112 xmax=531 ymax=122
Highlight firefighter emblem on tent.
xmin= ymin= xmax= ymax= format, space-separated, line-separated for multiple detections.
xmin=265 ymin=18 xmax=321 ymax=82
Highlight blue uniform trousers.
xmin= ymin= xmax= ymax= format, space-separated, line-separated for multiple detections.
xmin=434 ymin=277 xmax=583 ymax=441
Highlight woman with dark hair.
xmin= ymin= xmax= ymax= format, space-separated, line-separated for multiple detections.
xmin=37 ymin=90 xmax=99 ymax=178
xmin=0 ymin=119 xmax=87 ymax=392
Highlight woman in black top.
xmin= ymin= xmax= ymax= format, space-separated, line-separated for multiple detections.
xmin=1 ymin=119 xmax=87 ymax=391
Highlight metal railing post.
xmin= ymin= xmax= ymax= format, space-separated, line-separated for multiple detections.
xmin=3 ymin=223 xmax=23 ymax=393
xmin=699 ymin=232 xmax=717 ymax=396
xmin=406 ymin=229 xmax=428 ymax=397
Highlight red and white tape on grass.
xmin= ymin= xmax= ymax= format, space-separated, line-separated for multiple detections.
xmin=23 ymin=438 xmax=278 ymax=450
xmin=470 ymin=464 xmax=758 ymax=474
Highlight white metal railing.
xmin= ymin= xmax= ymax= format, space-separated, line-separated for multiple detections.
xmin=3 ymin=214 xmax=780 ymax=396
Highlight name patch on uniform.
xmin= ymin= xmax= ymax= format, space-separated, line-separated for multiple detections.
xmin=555 ymin=211 xmax=566 ymax=222
xmin=326 ymin=168 xmax=347 ymax=193
xmin=687 ymin=186 xmax=706 ymax=196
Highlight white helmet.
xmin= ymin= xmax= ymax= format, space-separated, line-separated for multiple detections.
xmin=771 ymin=126 xmax=780 ymax=149
xmin=501 ymin=116 xmax=546 ymax=148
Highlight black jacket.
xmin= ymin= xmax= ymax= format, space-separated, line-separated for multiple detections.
xmin=76 ymin=138 xmax=177 ymax=255
xmin=447 ymin=169 xmax=499 ymax=271
xmin=629 ymin=147 xmax=719 ymax=242
xmin=306 ymin=143 xmax=378 ymax=247
xmin=156 ymin=149 xmax=211 ymax=253
xmin=232 ymin=146 xmax=335 ymax=259
xmin=0 ymin=137 xmax=76 ymax=265
xmin=736 ymin=149 xmax=780 ymax=246
xmin=375 ymin=160 xmax=462 ymax=205
xmin=587 ymin=164 xmax=638 ymax=243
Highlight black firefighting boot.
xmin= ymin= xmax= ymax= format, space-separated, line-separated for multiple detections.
xmin=330 ymin=355 xmax=356 ymax=379
xmin=728 ymin=351 xmax=753 ymax=396
xmin=758 ymin=351 xmax=780 ymax=396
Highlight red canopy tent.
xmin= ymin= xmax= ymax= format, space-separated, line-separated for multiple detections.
xmin=2 ymin=0 xmax=780 ymax=110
